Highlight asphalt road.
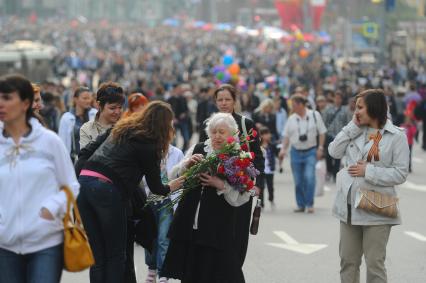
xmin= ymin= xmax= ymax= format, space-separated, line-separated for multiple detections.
xmin=62 ymin=142 xmax=426 ymax=283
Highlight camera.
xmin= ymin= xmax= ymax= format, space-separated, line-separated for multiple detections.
xmin=299 ymin=134 xmax=307 ymax=142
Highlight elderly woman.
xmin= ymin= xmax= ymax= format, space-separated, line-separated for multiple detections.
xmin=329 ymin=89 xmax=409 ymax=283
xmin=162 ymin=112 xmax=251 ymax=283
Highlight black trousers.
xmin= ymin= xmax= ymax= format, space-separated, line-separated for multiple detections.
xmin=234 ymin=198 xmax=252 ymax=270
xmin=257 ymin=173 xmax=274 ymax=207
xmin=423 ymin=119 xmax=426 ymax=150
xmin=124 ymin=219 xmax=136 ymax=283
xmin=77 ymin=176 xmax=127 ymax=283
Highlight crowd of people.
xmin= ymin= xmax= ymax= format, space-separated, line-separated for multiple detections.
xmin=0 ymin=17 xmax=424 ymax=283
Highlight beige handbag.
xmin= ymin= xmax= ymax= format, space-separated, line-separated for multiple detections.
xmin=355 ymin=189 xmax=399 ymax=218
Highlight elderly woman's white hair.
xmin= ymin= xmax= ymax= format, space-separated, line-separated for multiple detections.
xmin=205 ymin=112 xmax=238 ymax=137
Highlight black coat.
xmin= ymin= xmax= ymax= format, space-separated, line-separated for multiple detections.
xmin=252 ymin=111 xmax=278 ymax=139
xmin=81 ymin=134 xmax=170 ymax=198
xmin=198 ymin=112 xmax=265 ymax=267
xmin=163 ymin=143 xmax=244 ymax=282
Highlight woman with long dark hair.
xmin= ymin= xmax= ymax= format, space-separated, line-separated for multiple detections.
xmin=0 ymin=74 xmax=79 ymax=283
xmin=77 ymin=101 xmax=185 ymax=283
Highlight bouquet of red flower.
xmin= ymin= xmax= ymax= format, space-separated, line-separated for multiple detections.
xmin=148 ymin=129 xmax=260 ymax=210
xmin=216 ymin=138 xmax=258 ymax=193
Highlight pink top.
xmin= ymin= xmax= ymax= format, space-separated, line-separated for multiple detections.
xmin=80 ymin=169 xmax=113 ymax=183
xmin=402 ymin=123 xmax=417 ymax=146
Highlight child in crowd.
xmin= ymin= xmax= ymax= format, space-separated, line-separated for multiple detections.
xmin=258 ymin=127 xmax=278 ymax=208
xmin=143 ymin=144 xmax=184 ymax=283
xmin=401 ymin=116 xmax=417 ymax=173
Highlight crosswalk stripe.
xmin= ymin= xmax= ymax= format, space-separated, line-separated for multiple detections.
xmin=404 ymin=231 xmax=426 ymax=242
xmin=401 ymin=181 xmax=426 ymax=192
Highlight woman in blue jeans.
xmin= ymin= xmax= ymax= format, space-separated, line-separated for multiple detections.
xmin=0 ymin=75 xmax=80 ymax=283
xmin=77 ymin=101 xmax=185 ymax=283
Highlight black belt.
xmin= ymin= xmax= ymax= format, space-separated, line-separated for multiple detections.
xmin=293 ymin=146 xmax=316 ymax=152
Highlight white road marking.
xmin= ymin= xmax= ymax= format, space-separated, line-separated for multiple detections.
xmin=401 ymin=181 xmax=426 ymax=192
xmin=404 ymin=231 xmax=426 ymax=242
xmin=267 ymin=231 xmax=327 ymax=255
xmin=412 ymin=157 xmax=424 ymax=164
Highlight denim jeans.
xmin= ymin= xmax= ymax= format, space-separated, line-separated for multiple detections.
xmin=77 ymin=176 xmax=127 ymax=283
xmin=290 ymin=147 xmax=317 ymax=208
xmin=144 ymin=198 xmax=173 ymax=277
xmin=177 ymin=121 xmax=191 ymax=151
xmin=0 ymin=244 xmax=63 ymax=283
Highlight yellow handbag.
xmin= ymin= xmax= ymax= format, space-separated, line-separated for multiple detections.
xmin=62 ymin=186 xmax=95 ymax=272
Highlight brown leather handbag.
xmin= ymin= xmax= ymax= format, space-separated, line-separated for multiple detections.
xmin=356 ymin=189 xmax=399 ymax=218
xmin=62 ymin=186 xmax=95 ymax=272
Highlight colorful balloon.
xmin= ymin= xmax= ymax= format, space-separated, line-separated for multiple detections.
xmin=216 ymin=72 xmax=225 ymax=81
xmin=223 ymin=55 xmax=234 ymax=66
xmin=295 ymin=31 xmax=304 ymax=41
xmin=222 ymin=72 xmax=231 ymax=83
xmin=228 ymin=63 xmax=240 ymax=75
xmin=299 ymin=49 xmax=309 ymax=58
xmin=212 ymin=65 xmax=226 ymax=75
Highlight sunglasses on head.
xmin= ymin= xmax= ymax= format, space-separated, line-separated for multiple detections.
xmin=129 ymin=93 xmax=144 ymax=103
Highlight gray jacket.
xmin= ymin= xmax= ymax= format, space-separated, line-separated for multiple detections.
xmin=328 ymin=120 xmax=409 ymax=225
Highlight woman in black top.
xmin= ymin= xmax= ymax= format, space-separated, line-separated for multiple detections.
xmin=198 ymin=84 xmax=265 ymax=272
xmin=77 ymin=101 xmax=185 ymax=283
xmin=252 ymin=98 xmax=278 ymax=141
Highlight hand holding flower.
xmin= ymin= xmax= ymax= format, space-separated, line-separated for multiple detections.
xmin=184 ymin=154 xmax=204 ymax=169
xmin=168 ymin=176 xmax=186 ymax=191
xmin=199 ymin=173 xmax=226 ymax=191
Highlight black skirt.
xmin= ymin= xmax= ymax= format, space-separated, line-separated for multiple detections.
xmin=162 ymin=230 xmax=245 ymax=283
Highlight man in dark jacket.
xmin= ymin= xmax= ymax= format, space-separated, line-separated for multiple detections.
xmin=167 ymin=84 xmax=191 ymax=150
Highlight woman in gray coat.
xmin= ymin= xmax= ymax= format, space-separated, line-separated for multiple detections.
xmin=328 ymin=89 xmax=409 ymax=283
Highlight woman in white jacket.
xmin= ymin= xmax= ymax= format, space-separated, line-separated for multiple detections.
xmin=328 ymin=89 xmax=409 ymax=283
xmin=0 ymin=75 xmax=80 ymax=283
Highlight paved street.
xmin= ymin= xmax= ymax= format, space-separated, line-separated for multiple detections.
xmin=63 ymin=143 xmax=426 ymax=283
